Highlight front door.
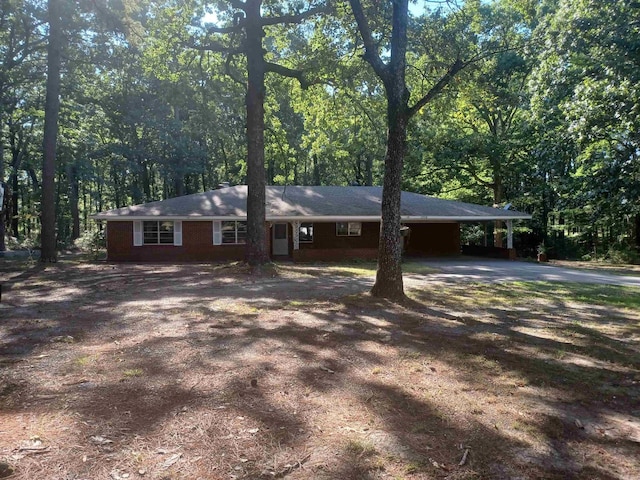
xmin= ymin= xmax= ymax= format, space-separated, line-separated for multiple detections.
xmin=272 ymin=223 xmax=289 ymax=256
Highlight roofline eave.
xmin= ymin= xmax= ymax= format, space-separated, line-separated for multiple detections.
xmin=92 ymin=214 xmax=532 ymax=222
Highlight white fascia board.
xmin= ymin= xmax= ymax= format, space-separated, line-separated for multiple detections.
xmin=93 ymin=214 xmax=531 ymax=222
xmin=92 ymin=215 xmax=247 ymax=221
xmin=442 ymin=215 xmax=532 ymax=221
xmin=267 ymin=215 xmax=382 ymax=222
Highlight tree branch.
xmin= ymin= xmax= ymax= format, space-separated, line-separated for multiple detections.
xmin=348 ymin=0 xmax=388 ymax=82
xmin=229 ymin=0 xmax=246 ymax=10
xmin=184 ymin=36 xmax=243 ymax=54
xmin=407 ymin=58 xmax=465 ymax=118
xmin=225 ymin=53 xmax=246 ymax=88
xmin=261 ymin=5 xmax=329 ymax=27
xmin=264 ymin=62 xmax=319 ymax=89
xmin=206 ymin=24 xmax=243 ymax=34
xmin=206 ymin=11 xmax=245 ymax=33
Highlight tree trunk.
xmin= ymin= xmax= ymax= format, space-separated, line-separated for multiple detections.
xmin=493 ymin=177 xmax=503 ymax=247
xmin=0 ymin=112 xmax=5 ymax=252
xmin=243 ymin=0 xmax=269 ymax=266
xmin=141 ymin=158 xmax=151 ymax=201
xmin=40 ymin=0 xmax=62 ymax=262
xmin=0 ymin=181 xmax=6 ymax=252
xmin=68 ymin=164 xmax=80 ymax=241
xmin=312 ymin=154 xmax=321 ymax=185
xmin=370 ymin=0 xmax=410 ymax=300
xmin=371 ymin=93 xmax=408 ymax=300
xmin=365 ymin=153 xmax=373 ymax=186
xmin=174 ymin=175 xmax=184 ymax=197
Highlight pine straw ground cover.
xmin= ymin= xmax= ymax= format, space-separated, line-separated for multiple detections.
xmin=0 ymin=259 xmax=639 ymax=480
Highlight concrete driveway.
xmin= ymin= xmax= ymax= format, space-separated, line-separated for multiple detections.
xmin=411 ymin=258 xmax=640 ymax=287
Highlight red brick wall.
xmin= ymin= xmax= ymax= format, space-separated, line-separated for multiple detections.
xmin=106 ymin=220 xmax=460 ymax=262
xmin=404 ymin=222 xmax=460 ymax=256
xmin=106 ymin=221 xmax=244 ymax=262
xmin=298 ymin=222 xmax=379 ymax=250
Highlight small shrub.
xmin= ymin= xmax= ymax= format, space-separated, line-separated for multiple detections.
xmin=6 ymin=235 xmax=38 ymax=251
xmin=605 ymin=245 xmax=640 ymax=264
xmin=74 ymin=229 xmax=106 ymax=259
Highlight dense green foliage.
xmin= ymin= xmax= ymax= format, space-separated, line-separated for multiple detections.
xmin=0 ymin=0 xmax=638 ymax=261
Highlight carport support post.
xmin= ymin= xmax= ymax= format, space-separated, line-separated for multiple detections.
xmin=292 ymin=221 xmax=300 ymax=251
xmin=506 ymin=220 xmax=513 ymax=249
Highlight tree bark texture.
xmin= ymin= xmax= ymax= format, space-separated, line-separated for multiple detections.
xmin=40 ymin=0 xmax=62 ymax=262
xmin=244 ymin=0 xmax=269 ymax=266
xmin=493 ymin=176 xmax=503 ymax=247
xmin=0 ymin=181 xmax=6 ymax=252
xmin=370 ymin=0 xmax=410 ymax=300
xmin=68 ymin=164 xmax=80 ymax=240
xmin=10 ymin=145 xmax=22 ymax=237
xmin=0 ymin=113 xmax=5 ymax=252
xmin=371 ymin=88 xmax=409 ymax=300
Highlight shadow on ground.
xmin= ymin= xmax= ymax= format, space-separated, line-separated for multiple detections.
xmin=1 ymin=260 xmax=638 ymax=479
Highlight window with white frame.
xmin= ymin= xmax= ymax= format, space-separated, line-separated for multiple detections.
xmin=299 ymin=223 xmax=314 ymax=243
xmin=221 ymin=221 xmax=247 ymax=244
xmin=336 ymin=222 xmax=361 ymax=236
xmin=143 ymin=221 xmax=175 ymax=244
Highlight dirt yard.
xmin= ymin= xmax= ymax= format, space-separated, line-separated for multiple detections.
xmin=1 ymin=258 xmax=639 ymax=480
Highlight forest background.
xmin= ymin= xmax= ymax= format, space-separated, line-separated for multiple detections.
xmin=0 ymin=0 xmax=638 ymax=263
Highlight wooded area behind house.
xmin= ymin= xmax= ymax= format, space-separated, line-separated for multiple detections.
xmin=0 ymin=0 xmax=638 ymax=262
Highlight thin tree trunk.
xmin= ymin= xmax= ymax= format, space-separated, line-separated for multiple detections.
xmin=0 ymin=181 xmax=6 ymax=252
xmin=68 ymin=164 xmax=80 ymax=241
xmin=493 ymin=177 xmax=503 ymax=247
xmin=82 ymin=183 xmax=87 ymax=231
xmin=312 ymin=154 xmax=321 ymax=185
xmin=141 ymin=159 xmax=151 ymax=201
xmin=174 ymin=175 xmax=184 ymax=197
xmin=365 ymin=153 xmax=373 ymax=186
xmin=0 ymin=113 xmax=5 ymax=252
xmin=40 ymin=0 xmax=62 ymax=262
xmin=244 ymin=0 xmax=269 ymax=266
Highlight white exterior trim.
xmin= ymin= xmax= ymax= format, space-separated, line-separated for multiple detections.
xmin=97 ymin=214 xmax=531 ymax=223
xmin=173 ymin=221 xmax=182 ymax=246
xmin=212 ymin=221 xmax=222 ymax=245
xmin=133 ymin=221 xmax=143 ymax=246
xmin=94 ymin=215 xmax=248 ymax=221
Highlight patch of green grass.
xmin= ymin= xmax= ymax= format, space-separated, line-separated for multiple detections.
xmin=505 ymin=282 xmax=640 ymax=309
xmin=413 ymin=281 xmax=640 ymax=310
xmin=276 ymin=260 xmax=436 ymax=278
xmin=404 ymin=462 xmax=422 ymax=474
xmin=512 ymin=420 xmax=539 ymax=435
xmin=324 ymin=263 xmax=378 ymax=277
xmin=345 ymin=439 xmax=377 ymax=457
xmin=286 ymin=300 xmax=307 ymax=308
xmin=122 ymin=368 xmax=144 ymax=378
xmin=74 ymin=355 xmax=95 ymax=367
xmin=401 ymin=262 xmax=438 ymax=275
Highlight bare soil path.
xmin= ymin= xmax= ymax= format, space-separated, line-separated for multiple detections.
xmin=1 ymin=258 xmax=639 ymax=480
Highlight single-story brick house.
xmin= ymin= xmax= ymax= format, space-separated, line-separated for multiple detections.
xmin=92 ymin=185 xmax=531 ymax=262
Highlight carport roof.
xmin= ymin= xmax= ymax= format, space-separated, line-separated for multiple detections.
xmin=92 ymin=185 xmax=532 ymax=222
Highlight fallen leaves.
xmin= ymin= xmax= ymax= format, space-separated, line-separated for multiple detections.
xmin=89 ymin=435 xmax=114 ymax=445
xmin=160 ymin=452 xmax=182 ymax=469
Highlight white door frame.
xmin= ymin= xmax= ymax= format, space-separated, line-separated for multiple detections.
xmin=272 ymin=222 xmax=289 ymax=256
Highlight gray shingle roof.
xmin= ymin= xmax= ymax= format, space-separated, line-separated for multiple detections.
xmin=93 ymin=185 xmax=531 ymax=221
